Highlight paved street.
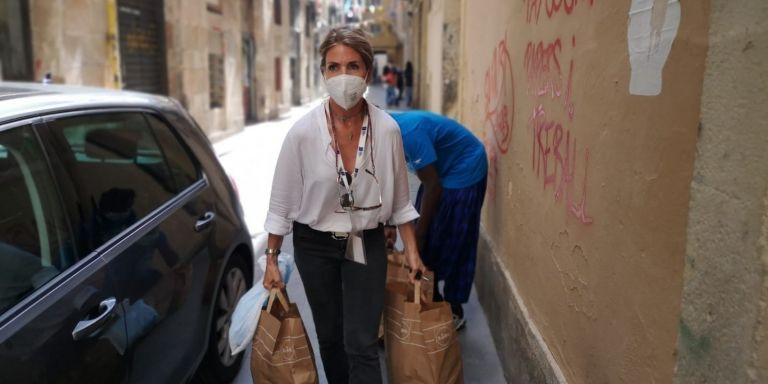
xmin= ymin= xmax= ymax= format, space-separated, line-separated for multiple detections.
xmin=215 ymin=85 xmax=506 ymax=384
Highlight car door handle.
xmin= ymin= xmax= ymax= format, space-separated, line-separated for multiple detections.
xmin=195 ymin=211 xmax=216 ymax=232
xmin=72 ymin=297 xmax=117 ymax=341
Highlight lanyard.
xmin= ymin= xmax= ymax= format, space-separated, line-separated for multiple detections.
xmin=325 ymin=100 xmax=372 ymax=195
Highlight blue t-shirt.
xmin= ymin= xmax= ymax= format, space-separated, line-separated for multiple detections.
xmin=390 ymin=110 xmax=487 ymax=189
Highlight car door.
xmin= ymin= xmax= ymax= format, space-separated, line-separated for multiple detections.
xmin=123 ymin=113 xmax=220 ymax=383
xmin=0 ymin=121 xmax=130 ymax=384
xmin=41 ymin=110 xmax=217 ymax=383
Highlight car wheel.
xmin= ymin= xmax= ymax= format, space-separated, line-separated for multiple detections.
xmin=196 ymin=253 xmax=252 ymax=383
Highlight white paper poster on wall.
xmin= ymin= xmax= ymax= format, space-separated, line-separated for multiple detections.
xmin=627 ymin=0 xmax=681 ymax=96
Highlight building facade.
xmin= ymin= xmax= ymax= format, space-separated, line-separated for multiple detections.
xmin=408 ymin=0 xmax=768 ymax=383
xmin=1 ymin=0 xmax=321 ymax=139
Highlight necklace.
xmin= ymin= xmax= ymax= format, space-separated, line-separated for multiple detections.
xmin=335 ymin=116 xmax=358 ymax=141
xmin=335 ymin=128 xmax=355 ymax=142
xmin=326 ymin=100 xmax=369 ymax=145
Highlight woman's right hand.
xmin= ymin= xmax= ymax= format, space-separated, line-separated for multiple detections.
xmin=262 ymin=260 xmax=285 ymax=290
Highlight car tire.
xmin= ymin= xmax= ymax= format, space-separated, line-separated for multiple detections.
xmin=195 ymin=253 xmax=252 ymax=383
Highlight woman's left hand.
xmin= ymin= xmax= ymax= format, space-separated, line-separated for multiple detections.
xmin=406 ymin=250 xmax=428 ymax=284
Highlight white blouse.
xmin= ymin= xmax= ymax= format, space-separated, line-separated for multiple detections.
xmin=264 ymin=100 xmax=419 ymax=236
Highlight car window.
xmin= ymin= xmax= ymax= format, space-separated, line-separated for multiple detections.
xmin=144 ymin=114 xmax=201 ymax=191
xmin=45 ymin=112 xmax=181 ymax=257
xmin=0 ymin=125 xmax=74 ymax=315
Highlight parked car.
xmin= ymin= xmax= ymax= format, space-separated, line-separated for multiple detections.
xmin=0 ymin=82 xmax=254 ymax=383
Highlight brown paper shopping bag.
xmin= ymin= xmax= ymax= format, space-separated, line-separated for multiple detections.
xmin=384 ymin=280 xmax=464 ymax=384
xmin=251 ymin=289 xmax=318 ymax=384
xmin=380 ymin=250 xmax=435 ymax=340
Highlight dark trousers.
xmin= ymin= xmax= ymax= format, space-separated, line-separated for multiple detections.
xmin=292 ymin=222 xmax=387 ymax=384
xmin=415 ymin=176 xmax=487 ymax=305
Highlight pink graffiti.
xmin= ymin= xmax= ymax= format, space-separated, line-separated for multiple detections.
xmin=525 ymin=0 xmax=596 ymax=24
xmin=484 ymin=36 xmax=515 ymax=154
xmin=484 ymin=137 xmax=498 ymax=201
xmin=530 ymin=105 xmax=593 ymax=225
xmin=524 ymin=37 xmax=575 ymax=120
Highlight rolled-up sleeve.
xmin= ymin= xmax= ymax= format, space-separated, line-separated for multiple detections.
xmin=264 ymin=133 xmax=302 ymax=235
xmin=388 ymin=129 xmax=420 ymax=225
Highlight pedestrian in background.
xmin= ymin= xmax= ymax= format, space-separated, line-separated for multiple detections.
xmin=384 ymin=65 xmax=398 ymax=107
xmin=262 ymin=26 xmax=427 ymax=384
xmin=381 ymin=63 xmax=390 ymax=83
xmin=403 ymin=61 xmax=414 ymax=107
xmin=396 ymin=67 xmax=404 ymax=107
xmin=371 ymin=60 xmax=380 ymax=85
xmin=387 ymin=110 xmax=487 ymax=331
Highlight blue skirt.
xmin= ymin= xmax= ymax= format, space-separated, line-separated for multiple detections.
xmin=415 ymin=177 xmax=487 ymax=303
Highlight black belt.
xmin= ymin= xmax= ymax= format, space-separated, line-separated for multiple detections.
xmin=295 ymin=222 xmax=383 ymax=241
xmin=330 ymin=231 xmax=349 ymax=240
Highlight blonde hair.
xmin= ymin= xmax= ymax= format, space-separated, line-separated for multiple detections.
xmin=319 ymin=26 xmax=373 ymax=73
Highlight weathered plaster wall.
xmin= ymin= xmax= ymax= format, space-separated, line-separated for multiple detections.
xmin=29 ymin=0 xmax=109 ymax=86
xmin=675 ymin=1 xmax=768 ymax=383
xmin=253 ymin=0 xmax=290 ymax=120
xmin=424 ymin=0 xmax=443 ymax=114
xmin=165 ymin=0 xmax=244 ymax=139
xmin=440 ymin=0 xmax=459 ymax=118
xmin=420 ymin=0 xmax=460 ymax=117
xmin=207 ymin=0 xmax=245 ymax=139
xmin=455 ymin=1 xmax=710 ymax=382
xmin=165 ymin=0 xmax=209 ymax=126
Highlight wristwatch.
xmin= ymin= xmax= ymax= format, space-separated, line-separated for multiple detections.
xmin=265 ymin=248 xmax=281 ymax=256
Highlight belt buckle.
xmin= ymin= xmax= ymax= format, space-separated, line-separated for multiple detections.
xmin=331 ymin=232 xmax=349 ymax=240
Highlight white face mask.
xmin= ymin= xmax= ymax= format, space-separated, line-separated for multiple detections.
xmin=324 ymin=73 xmax=368 ymax=110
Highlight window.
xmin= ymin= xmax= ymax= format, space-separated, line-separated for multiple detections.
xmin=274 ymin=0 xmax=282 ymax=25
xmin=209 ymin=54 xmax=225 ymax=108
xmin=0 ymin=125 xmax=74 ymax=314
xmin=45 ymin=112 xmax=184 ymax=257
xmin=209 ymin=29 xmax=225 ymax=108
xmin=206 ymin=0 xmax=222 ymax=14
xmin=144 ymin=114 xmax=200 ymax=191
xmin=289 ymin=0 xmax=296 ymax=28
xmin=275 ymin=57 xmax=282 ymax=91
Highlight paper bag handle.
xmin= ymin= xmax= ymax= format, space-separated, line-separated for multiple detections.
xmin=267 ymin=288 xmax=289 ymax=312
xmin=414 ymin=280 xmax=422 ymax=306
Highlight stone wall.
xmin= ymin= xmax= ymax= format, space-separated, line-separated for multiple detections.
xmin=29 ymin=0 xmax=109 ymax=85
xmin=26 ymin=0 xmax=318 ymax=139
xmin=675 ymin=1 xmax=768 ymax=383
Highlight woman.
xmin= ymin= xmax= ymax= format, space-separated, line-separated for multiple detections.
xmin=262 ymin=26 xmax=427 ymax=384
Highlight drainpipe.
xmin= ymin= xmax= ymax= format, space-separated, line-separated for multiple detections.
xmin=107 ymin=0 xmax=123 ymax=89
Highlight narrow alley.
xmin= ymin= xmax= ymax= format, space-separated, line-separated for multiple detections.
xmin=1 ymin=1 xmax=766 ymax=383
xmin=217 ymin=85 xmax=506 ymax=384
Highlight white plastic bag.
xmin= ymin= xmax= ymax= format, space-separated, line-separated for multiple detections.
xmin=228 ymin=253 xmax=294 ymax=355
